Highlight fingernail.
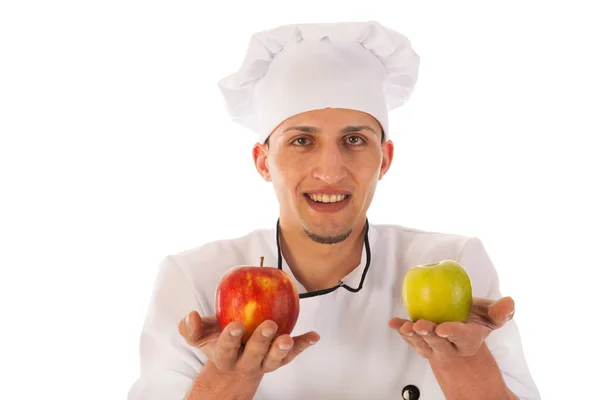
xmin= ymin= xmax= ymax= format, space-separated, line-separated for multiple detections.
xmin=185 ymin=314 xmax=192 ymax=332
xmin=230 ymin=328 xmax=243 ymax=337
xmin=438 ymin=333 xmax=450 ymax=338
xmin=308 ymin=339 xmax=318 ymax=345
xmin=278 ymin=342 xmax=292 ymax=350
xmin=262 ymin=328 xmax=275 ymax=337
xmin=416 ymin=330 xmax=429 ymax=336
xmin=402 ymin=332 xmax=414 ymax=337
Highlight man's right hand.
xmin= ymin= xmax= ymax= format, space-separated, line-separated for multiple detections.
xmin=178 ymin=310 xmax=320 ymax=379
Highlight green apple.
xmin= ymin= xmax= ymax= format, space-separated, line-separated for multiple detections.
xmin=402 ymin=260 xmax=473 ymax=324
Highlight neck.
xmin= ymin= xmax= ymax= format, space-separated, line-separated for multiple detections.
xmin=277 ymin=217 xmax=367 ymax=292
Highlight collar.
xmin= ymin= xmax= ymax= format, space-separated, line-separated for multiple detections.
xmin=275 ymin=218 xmax=372 ymax=299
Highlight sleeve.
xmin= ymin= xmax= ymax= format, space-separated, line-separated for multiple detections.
xmin=458 ymin=237 xmax=541 ymax=400
xmin=127 ymin=255 xmax=208 ymax=400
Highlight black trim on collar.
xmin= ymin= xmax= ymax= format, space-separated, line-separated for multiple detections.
xmin=276 ymin=218 xmax=372 ymax=299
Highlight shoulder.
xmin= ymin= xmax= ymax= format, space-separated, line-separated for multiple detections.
xmin=370 ymin=222 xmax=500 ymax=297
xmin=170 ymin=227 xmax=277 ymax=279
xmin=370 ymin=222 xmax=471 ymax=256
xmin=163 ymin=227 xmax=278 ymax=313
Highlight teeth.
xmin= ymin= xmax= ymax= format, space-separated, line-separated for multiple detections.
xmin=308 ymin=194 xmax=348 ymax=203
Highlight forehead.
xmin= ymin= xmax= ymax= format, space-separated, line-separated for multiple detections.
xmin=279 ymin=108 xmax=380 ymax=127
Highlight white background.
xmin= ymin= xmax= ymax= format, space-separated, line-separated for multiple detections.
xmin=1 ymin=1 xmax=598 ymax=399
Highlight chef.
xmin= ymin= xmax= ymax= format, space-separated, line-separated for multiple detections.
xmin=128 ymin=21 xmax=540 ymax=400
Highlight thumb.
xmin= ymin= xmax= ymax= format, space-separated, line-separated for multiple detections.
xmin=488 ymin=296 xmax=515 ymax=326
xmin=180 ymin=312 xmax=222 ymax=345
xmin=185 ymin=311 xmax=201 ymax=340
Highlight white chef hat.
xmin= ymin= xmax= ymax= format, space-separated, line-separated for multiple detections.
xmin=217 ymin=21 xmax=420 ymax=143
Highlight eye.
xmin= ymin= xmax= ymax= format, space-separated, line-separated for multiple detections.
xmin=344 ymin=135 xmax=366 ymax=146
xmin=291 ymin=136 xmax=313 ymax=146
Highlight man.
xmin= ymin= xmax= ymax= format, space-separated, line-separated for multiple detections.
xmin=128 ymin=21 xmax=540 ymax=399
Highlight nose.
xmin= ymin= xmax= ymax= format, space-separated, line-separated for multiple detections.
xmin=311 ymin=142 xmax=348 ymax=184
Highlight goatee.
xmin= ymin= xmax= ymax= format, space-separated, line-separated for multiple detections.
xmin=302 ymin=227 xmax=352 ymax=244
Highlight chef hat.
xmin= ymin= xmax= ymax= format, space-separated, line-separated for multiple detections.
xmin=217 ymin=21 xmax=420 ymax=143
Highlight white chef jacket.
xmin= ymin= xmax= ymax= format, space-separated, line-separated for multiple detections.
xmin=128 ymin=220 xmax=540 ymax=400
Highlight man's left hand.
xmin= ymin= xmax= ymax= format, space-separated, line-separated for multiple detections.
xmin=388 ymin=296 xmax=515 ymax=362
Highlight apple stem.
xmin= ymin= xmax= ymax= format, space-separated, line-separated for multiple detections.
xmin=260 ymin=256 xmax=264 ymax=267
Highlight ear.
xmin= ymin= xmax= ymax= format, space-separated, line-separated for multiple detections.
xmin=252 ymin=142 xmax=271 ymax=182
xmin=378 ymin=140 xmax=394 ymax=180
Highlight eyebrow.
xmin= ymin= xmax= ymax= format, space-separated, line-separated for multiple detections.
xmin=283 ymin=125 xmax=377 ymax=135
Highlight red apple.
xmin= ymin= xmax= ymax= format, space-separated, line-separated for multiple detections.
xmin=215 ymin=256 xmax=300 ymax=344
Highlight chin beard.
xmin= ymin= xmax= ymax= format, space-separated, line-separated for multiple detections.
xmin=302 ymin=227 xmax=352 ymax=244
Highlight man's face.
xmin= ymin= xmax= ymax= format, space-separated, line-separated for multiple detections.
xmin=253 ymin=108 xmax=394 ymax=244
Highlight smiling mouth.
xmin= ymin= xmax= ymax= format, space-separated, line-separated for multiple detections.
xmin=304 ymin=193 xmax=350 ymax=203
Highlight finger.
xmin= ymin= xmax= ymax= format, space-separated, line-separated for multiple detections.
xmin=212 ymin=321 xmax=245 ymax=371
xmin=178 ymin=312 xmax=220 ymax=346
xmin=405 ymin=332 xmax=433 ymax=357
xmin=389 ymin=321 xmax=418 ymax=347
xmin=420 ymin=332 xmax=458 ymax=359
xmin=179 ymin=311 xmax=202 ymax=341
xmin=413 ymin=319 xmax=437 ymax=336
xmin=280 ymin=331 xmax=320 ymax=366
xmin=412 ymin=319 xmax=456 ymax=357
xmin=390 ymin=318 xmax=416 ymax=338
xmin=236 ymin=320 xmax=278 ymax=372
xmin=388 ymin=317 xmax=411 ymax=332
xmin=436 ymin=322 xmax=478 ymax=351
xmin=261 ymin=334 xmax=295 ymax=372
xmin=389 ymin=318 xmax=417 ymax=345
xmin=435 ymin=321 xmax=468 ymax=340
xmin=488 ymin=296 xmax=515 ymax=326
